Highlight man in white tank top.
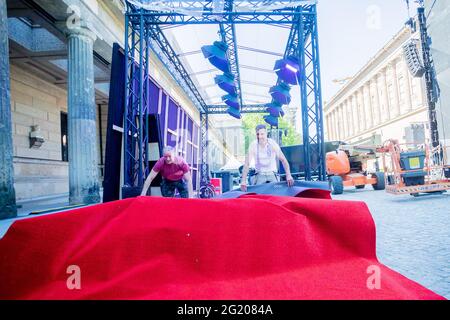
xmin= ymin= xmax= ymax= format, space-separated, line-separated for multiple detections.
xmin=241 ymin=124 xmax=294 ymax=191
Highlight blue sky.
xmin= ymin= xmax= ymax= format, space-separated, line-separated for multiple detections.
xmin=317 ymin=0 xmax=416 ymax=101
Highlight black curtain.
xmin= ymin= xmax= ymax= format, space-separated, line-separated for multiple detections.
xmin=103 ymin=43 xmax=125 ymax=202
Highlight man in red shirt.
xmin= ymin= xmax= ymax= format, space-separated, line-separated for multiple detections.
xmin=140 ymin=146 xmax=194 ymax=198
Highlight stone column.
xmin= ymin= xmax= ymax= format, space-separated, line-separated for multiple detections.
xmin=389 ymin=60 xmax=401 ymax=118
xmin=328 ymin=112 xmax=333 ymax=140
xmin=333 ymin=109 xmax=339 ymax=141
xmin=331 ymin=108 xmax=338 ymax=140
xmin=346 ymin=99 xmax=353 ymax=137
xmin=342 ymin=103 xmax=348 ymax=139
xmin=0 ymin=1 xmax=17 ymax=219
xmin=350 ymin=99 xmax=355 ymax=136
xmin=336 ymin=105 xmax=344 ymax=140
xmin=415 ymin=77 xmax=426 ymax=109
xmin=402 ymin=59 xmax=413 ymax=113
xmin=363 ymin=82 xmax=373 ymax=129
xmin=67 ymin=27 xmax=100 ymax=205
xmin=327 ymin=112 xmax=332 ymax=140
xmin=357 ymin=88 xmax=366 ymax=131
xmin=347 ymin=100 xmax=352 ymax=137
xmin=351 ymin=94 xmax=360 ymax=134
xmin=328 ymin=115 xmax=334 ymax=141
xmin=370 ymin=78 xmax=381 ymax=126
xmin=379 ymin=69 xmax=390 ymax=122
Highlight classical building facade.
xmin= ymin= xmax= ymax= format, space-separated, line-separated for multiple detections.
xmin=324 ymin=26 xmax=429 ymax=146
xmin=0 ymin=0 xmax=234 ymax=214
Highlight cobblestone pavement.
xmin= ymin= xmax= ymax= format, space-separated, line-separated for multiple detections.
xmin=333 ymin=188 xmax=450 ymax=299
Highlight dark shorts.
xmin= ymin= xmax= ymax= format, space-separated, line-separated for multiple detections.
xmin=161 ymin=179 xmax=189 ymax=198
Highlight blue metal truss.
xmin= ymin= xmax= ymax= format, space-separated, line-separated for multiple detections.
xmin=124 ymin=9 xmax=151 ymax=188
xmin=133 ymin=11 xmax=304 ymax=25
xmin=124 ymin=1 xmax=325 ymax=192
xmin=129 ymin=1 xmax=311 ymax=13
xmin=200 ymin=111 xmax=209 ymax=185
xmin=284 ymin=4 xmax=326 ymax=180
xmin=219 ymin=0 xmax=244 ymax=108
xmin=208 ymin=104 xmax=267 ymax=114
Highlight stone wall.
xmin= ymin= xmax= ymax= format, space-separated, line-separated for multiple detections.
xmin=10 ymin=64 xmax=67 ymax=161
xmin=10 ymin=64 xmax=69 ymax=200
xmin=9 ymin=64 xmax=113 ymax=200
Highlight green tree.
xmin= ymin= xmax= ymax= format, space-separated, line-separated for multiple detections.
xmin=241 ymin=114 xmax=302 ymax=152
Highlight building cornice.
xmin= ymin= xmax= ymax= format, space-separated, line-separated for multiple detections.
xmin=324 ymin=26 xmax=414 ymax=113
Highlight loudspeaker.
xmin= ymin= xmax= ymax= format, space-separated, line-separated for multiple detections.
xmin=403 ymin=40 xmax=425 ymax=78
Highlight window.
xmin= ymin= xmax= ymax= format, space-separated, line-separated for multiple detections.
xmin=60 ymin=112 xmax=68 ymax=162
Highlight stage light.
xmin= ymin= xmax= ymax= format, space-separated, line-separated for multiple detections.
xmin=264 ymin=114 xmax=279 ymax=127
xmin=227 ymin=107 xmax=241 ymax=119
xmin=222 ymin=94 xmax=240 ymax=109
xmin=274 ymin=56 xmax=300 ymax=85
xmin=285 ymin=64 xmax=298 ymax=73
xmin=215 ymin=73 xmax=237 ymax=95
xmin=269 ymin=82 xmax=291 ymax=105
xmin=201 ymin=41 xmax=230 ymax=73
xmin=266 ymin=102 xmax=285 ymax=117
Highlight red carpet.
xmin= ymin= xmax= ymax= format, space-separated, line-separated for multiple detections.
xmin=0 ymin=195 xmax=444 ymax=300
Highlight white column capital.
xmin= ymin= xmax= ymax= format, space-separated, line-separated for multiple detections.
xmin=56 ymin=21 xmax=97 ymax=43
xmin=67 ymin=27 xmax=97 ymax=42
xmin=387 ymin=59 xmax=399 ymax=70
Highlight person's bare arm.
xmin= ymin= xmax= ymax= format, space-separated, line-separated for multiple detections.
xmin=241 ymin=147 xmax=255 ymax=191
xmin=241 ymin=159 xmax=249 ymax=192
xmin=140 ymin=169 xmax=158 ymax=196
xmin=183 ymin=171 xmax=194 ymax=198
xmin=276 ymin=146 xmax=294 ymax=187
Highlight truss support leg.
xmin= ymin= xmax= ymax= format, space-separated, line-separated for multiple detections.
xmin=297 ymin=5 xmax=326 ymax=181
xmin=417 ymin=7 xmax=440 ymax=149
xmin=200 ymin=112 xmax=209 ymax=186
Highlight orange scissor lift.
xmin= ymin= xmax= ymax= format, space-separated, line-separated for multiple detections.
xmin=326 ymin=144 xmax=385 ymax=195
xmin=377 ymin=139 xmax=450 ymax=197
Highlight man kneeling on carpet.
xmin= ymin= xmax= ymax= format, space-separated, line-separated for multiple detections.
xmin=141 ymin=146 xmax=194 ymax=198
xmin=241 ymin=124 xmax=295 ymax=191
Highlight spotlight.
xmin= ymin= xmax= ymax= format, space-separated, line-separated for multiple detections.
xmin=274 ymin=56 xmax=300 ymax=85
xmin=264 ymin=114 xmax=279 ymax=127
xmin=285 ymin=64 xmax=298 ymax=73
xmin=201 ymin=41 xmax=230 ymax=73
xmin=227 ymin=107 xmax=241 ymax=119
xmin=266 ymin=102 xmax=285 ymax=117
xmin=215 ymin=73 xmax=237 ymax=95
xmin=269 ymin=82 xmax=291 ymax=105
xmin=222 ymin=94 xmax=240 ymax=109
